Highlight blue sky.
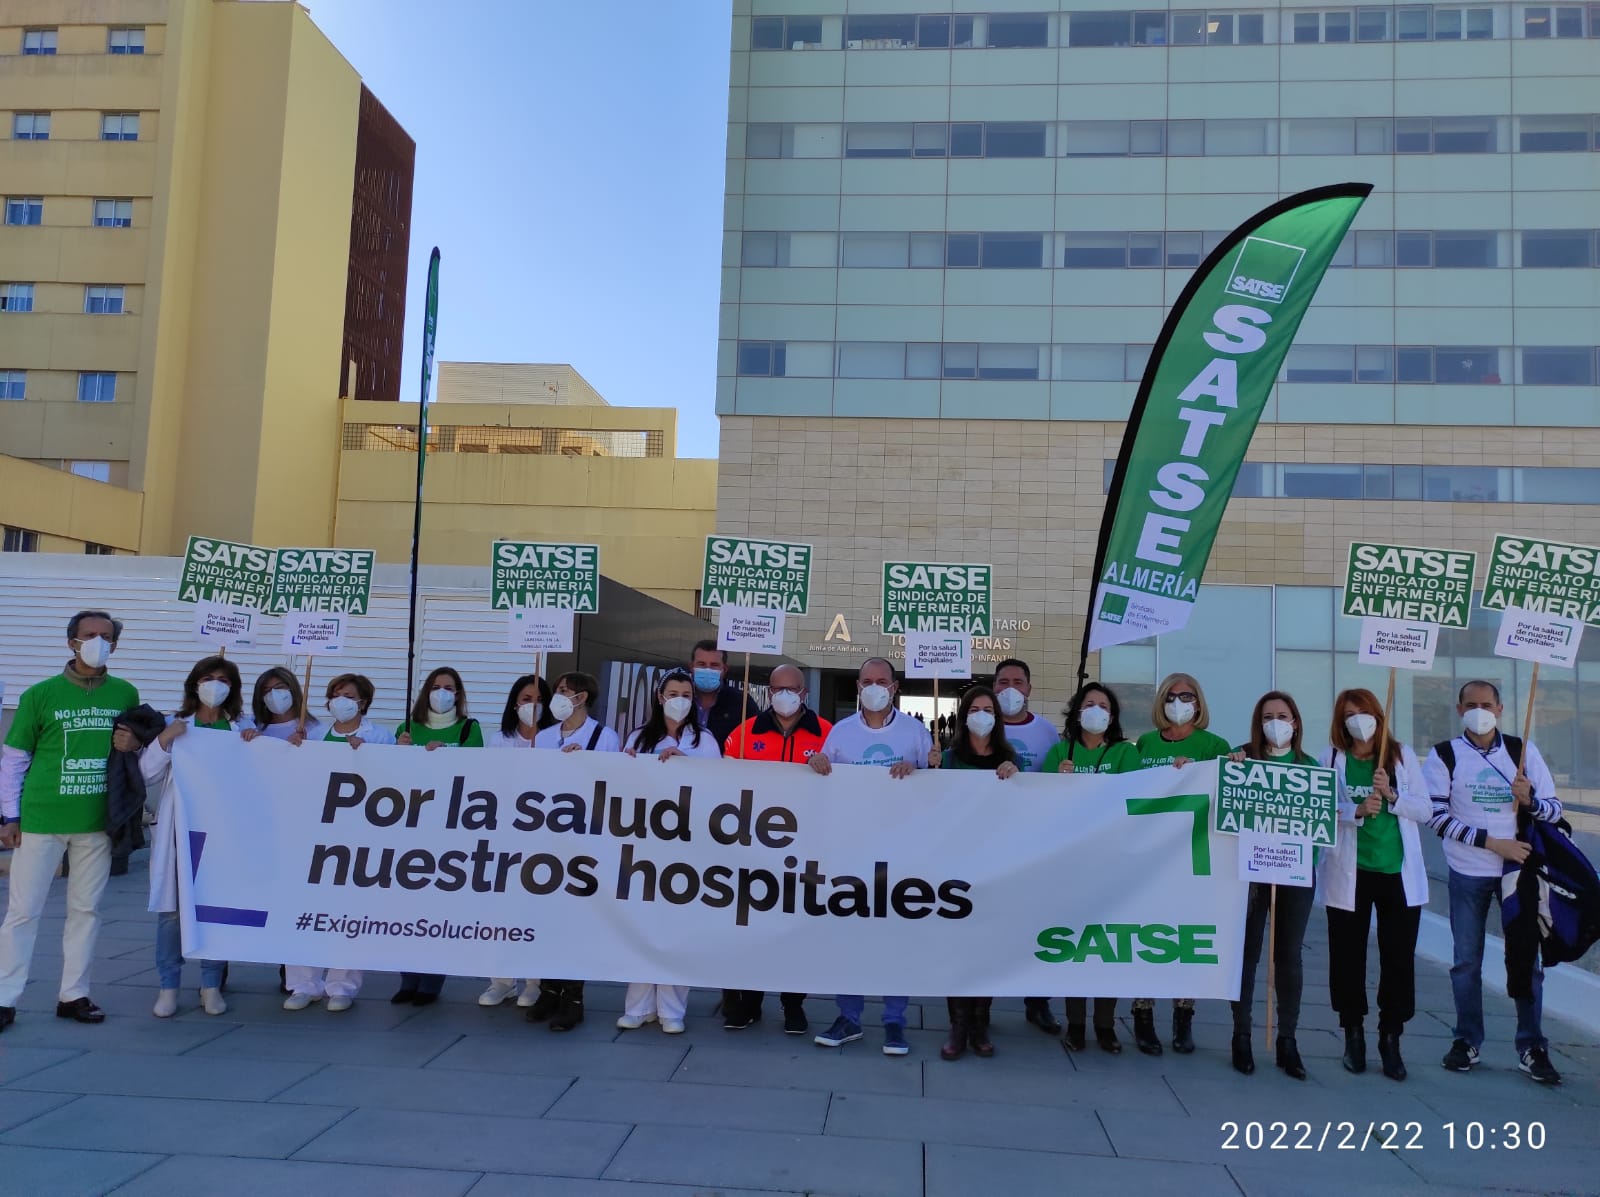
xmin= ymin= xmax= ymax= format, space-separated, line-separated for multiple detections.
xmin=310 ymin=1 xmax=733 ymax=458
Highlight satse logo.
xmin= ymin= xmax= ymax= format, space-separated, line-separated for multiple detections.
xmin=1222 ymin=236 xmax=1306 ymax=306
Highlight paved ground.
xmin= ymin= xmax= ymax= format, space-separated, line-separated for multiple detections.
xmin=0 ymin=857 xmax=1596 ymax=1197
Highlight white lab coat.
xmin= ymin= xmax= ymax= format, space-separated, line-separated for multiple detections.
xmin=1315 ymin=743 xmax=1431 ymax=911
xmin=140 ymin=718 xmax=243 ymax=914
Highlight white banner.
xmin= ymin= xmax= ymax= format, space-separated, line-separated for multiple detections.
xmin=904 ymin=630 xmax=972 ymax=679
xmin=1357 ymin=616 xmax=1438 ymax=670
xmin=507 ymin=608 xmax=575 ymax=654
xmin=1494 ymin=605 xmax=1584 ymax=668
xmin=172 ymin=736 xmax=1247 ymax=998
xmin=717 ymin=604 xmax=786 ymax=655
xmin=282 ymin=611 xmax=346 ymax=655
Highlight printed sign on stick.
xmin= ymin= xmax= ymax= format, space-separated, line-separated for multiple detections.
xmin=192 ymin=600 xmax=256 ymax=648
xmin=1343 ymin=541 xmax=1476 ymax=629
xmin=717 ymin=604 xmax=786 ymax=656
xmin=1237 ymin=833 xmax=1314 ymax=888
xmin=904 ymin=630 xmax=972 ymax=679
xmin=1482 ymin=534 xmax=1600 ymax=627
xmin=282 ymin=611 xmax=346 ymax=655
xmin=1214 ymin=757 xmax=1338 ymax=848
xmin=491 ymin=542 xmax=601 ymax=612
xmin=507 ymin=608 xmax=576 ymax=654
xmin=881 ymin=562 xmax=992 ymax=636
xmin=179 ymin=536 xmax=275 ymax=609
xmin=267 ymin=549 xmax=375 ymax=616
xmin=1494 ymin=606 xmax=1584 ymax=668
xmin=1357 ymin=618 xmax=1438 ymax=671
xmin=702 ymin=536 xmax=811 ymax=615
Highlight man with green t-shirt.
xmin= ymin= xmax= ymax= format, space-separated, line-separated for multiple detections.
xmin=0 ymin=611 xmax=140 ymax=1030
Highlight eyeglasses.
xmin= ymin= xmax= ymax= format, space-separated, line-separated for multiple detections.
xmin=1166 ymin=691 xmax=1198 ymax=703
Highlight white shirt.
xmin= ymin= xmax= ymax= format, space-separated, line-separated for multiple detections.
xmin=624 ymin=725 xmax=723 ymax=759
xmin=1002 ymin=712 xmax=1061 ymax=773
xmin=1422 ymin=734 xmax=1561 ymax=879
xmin=253 ymin=717 xmax=321 ymax=741
xmin=323 ymin=718 xmax=395 ymax=746
xmin=821 ymin=709 xmax=932 ymax=769
xmin=490 ymin=728 xmax=539 ymax=748
xmin=534 ymin=716 xmax=621 ymax=754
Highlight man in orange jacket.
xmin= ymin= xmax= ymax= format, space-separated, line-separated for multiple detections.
xmin=720 ymin=663 xmax=830 ymax=1033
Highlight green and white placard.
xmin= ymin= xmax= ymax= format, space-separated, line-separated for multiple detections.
xmin=179 ymin=536 xmax=276 ymax=609
xmin=1482 ymin=534 xmax=1600 ymax=627
xmin=491 ymin=541 xmax=601 ymax=612
xmin=267 ymin=548 xmax=375 ymax=615
xmin=701 ymin=536 xmax=812 ymax=614
xmin=1215 ymin=758 xmax=1338 ymax=848
xmin=1342 ymin=541 xmax=1476 ymax=629
xmin=882 ymin=562 xmax=992 ymax=636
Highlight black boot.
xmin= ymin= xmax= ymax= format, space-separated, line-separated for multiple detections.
xmin=548 ymin=982 xmax=584 ymax=1032
xmin=1277 ymin=1036 xmax=1307 ymax=1080
xmin=1171 ymin=1006 xmax=1196 ymax=1054
xmin=1342 ymin=1025 xmax=1366 ymax=1074
xmin=1378 ymin=1031 xmax=1406 ymax=1081
xmin=1231 ymin=1031 xmax=1255 ymax=1075
xmin=1062 ymin=1022 xmax=1087 ymax=1053
xmin=1095 ymin=1025 xmax=1122 ymax=1054
xmin=940 ymin=998 xmax=969 ymax=1061
xmin=970 ymin=998 xmax=995 ymax=1058
xmin=1024 ymin=997 xmax=1061 ymax=1036
xmin=525 ymin=981 xmax=562 ymax=1023
xmin=1133 ymin=1007 xmax=1162 ymax=1056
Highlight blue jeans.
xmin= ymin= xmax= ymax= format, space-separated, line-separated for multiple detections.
xmin=835 ymin=994 xmax=907 ymax=1027
xmin=156 ymin=912 xmax=224 ymax=990
xmin=1448 ymin=869 xmax=1545 ymax=1053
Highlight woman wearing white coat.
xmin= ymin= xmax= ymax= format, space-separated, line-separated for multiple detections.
xmin=615 ymin=669 xmax=721 ymax=1035
xmin=479 ymin=674 xmax=555 ymax=1008
xmin=282 ymin=673 xmax=394 ymax=1013
xmin=1317 ymin=687 xmax=1430 ymax=1083
xmin=139 ymin=656 xmax=243 ymax=1018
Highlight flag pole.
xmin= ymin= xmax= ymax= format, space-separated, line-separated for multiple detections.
xmin=405 ymin=249 xmax=441 ymax=723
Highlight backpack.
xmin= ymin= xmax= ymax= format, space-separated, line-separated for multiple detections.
xmin=1432 ymin=736 xmax=1522 ymax=786
xmin=1502 ymin=815 xmax=1600 ymax=995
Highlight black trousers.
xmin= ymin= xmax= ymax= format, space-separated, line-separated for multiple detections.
xmin=1233 ymin=881 xmax=1314 ymax=1037
xmin=1326 ymin=869 xmax=1420 ymax=1035
xmin=723 ymin=989 xmax=805 ymax=1015
xmin=1063 ymin=997 xmax=1117 ymax=1030
xmin=398 ymin=972 xmax=444 ymax=996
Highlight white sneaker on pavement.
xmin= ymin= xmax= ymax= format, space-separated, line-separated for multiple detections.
xmin=660 ymin=1019 xmax=686 ymax=1034
xmin=152 ymin=989 xmax=178 ymax=1018
xmin=616 ymin=1013 xmax=657 ymax=1030
xmin=200 ymin=987 xmax=227 ymax=1016
xmin=478 ymin=980 xmax=517 ymax=1007
xmin=326 ymin=995 xmax=354 ymax=1013
xmin=283 ymin=992 xmax=319 ymax=1011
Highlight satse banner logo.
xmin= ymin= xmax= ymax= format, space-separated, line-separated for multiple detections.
xmin=1222 ymin=236 xmax=1307 ymax=305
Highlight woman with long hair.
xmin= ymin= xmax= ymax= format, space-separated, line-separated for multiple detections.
xmin=1319 ymin=688 xmax=1430 ymax=1081
xmin=937 ymin=686 xmax=1018 ymax=1061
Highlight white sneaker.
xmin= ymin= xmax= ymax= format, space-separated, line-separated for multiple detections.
xmin=283 ymin=992 xmax=319 ymax=1011
xmin=152 ymin=989 xmax=179 ymax=1018
xmin=660 ymin=1019 xmax=686 ymax=1035
xmin=199 ymin=987 xmax=227 ymax=1016
xmin=616 ymin=1013 xmax=657 ymax=1030
xmin=515 ymin=982 xmax=541 ymax=1007
xmin=478 ymin=980 xmax=517 ymax=1007
xmin=326 ymin=995 xmax=353 ymax=1013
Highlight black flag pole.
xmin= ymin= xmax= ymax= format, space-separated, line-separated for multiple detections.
xmin=404 ymin=248 xmax=441 ymax=731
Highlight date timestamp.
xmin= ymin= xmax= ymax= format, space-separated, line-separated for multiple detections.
xmin=1220 ymin=1120 xmax=1548 ymax=1151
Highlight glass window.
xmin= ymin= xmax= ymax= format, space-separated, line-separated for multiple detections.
xmin=77 ymin=372 xmax=118 ymax=403
xmin=1356 ymin=118 xmax=1393 ymax=153
xmin=1237 ymin=12 xmax=1267 ymax=41
xmin=910 ymin=232 xmax=944 ymax=267
xmin=85 ymin=543 xmax=115 ymax=555
xmin=945 ymin=233 xmax=980 ymax=267
xmin=906 ymin=342 xmax=941 ymax=377
xmin=1065 ymin=120 xmax=1130 ymax=157
xmin=1232 ymin=462 xmax=1270 ymax=497
xmin=1519 ymin=115 xmax=1592 ymax=151
xmin=838 ymin=342 xmax=907 ymax=378
xmin=0 ymin=284 xmax=34 ymax=313
xmin=917 ymin=15 xmax=952 ymax=47
xmin=94 ymin=198 xmax=134 ymax=228
xmin=953 ymin=16 xmax=977 ymax=47
xmin=737 ymin=341 xmax=780 ymax=376
xmin=1293 ymin=12 xmax=1321 ymax=41
xmin=1517 ymin=466 xmax=1600 ymax=502
xmin=1433 ymin=231 xmax=1497 ymax=267
xmin=1467 ymin=7 xmax=1495 ymax=36
xmin=845 ymin=123 xmax=913 ymax=158
xmin=1166 ymin=232 xmax=1202 ymax=267
xmin=942 ymin=343 xmax=978 ymax=379
xmin=1554 ymin=4 xmax=1587 ymax=34
xmin=1357 ymin=346 xmax=1394 ymax=381
xmin=1524 ymin=5 xmax=1554 ymax=34
xmin=1395 ymin=118 xmax=1433 ymax=153
xmin=84 ymin=285 xmax=125 ymax=314
xmin=841 ymin=232 xmax=908 ymax=267
xmin=22 ymin=28 xmax=57 ymax=54
xmin=950 ymin=123 xmax=983 ymax=156
xmin=1131 ymin=120 xmax=1166 ymax=155
xmin=751 ymin=17 xmax=785 ymax=49
xmin=1521 ymin=230 xmax=1594 ymax=267
xmin=69 ymin=461 xmax=112 ymax=482
xmin=1167 ymin=120 xmax=1204 ymax=156
xmin=108 ymin=27 xmax=146 ymax=53
xmin=1427 ymin=465 xmax=1502 ymax=500
xmin=981 ymin=232 xmax=1044 ymax=268
xmin=1434 ymin=7 xmax=1464 ymax=36
xmin=913 ymin=123 xmax=948 ymax=157
xmin=988 ymin=13 xmax=1049 ymax=47
xmin=984 ymin=122 xmax=1046 ymax=157
xmin=1055 ymin=344 xmax=1124 ymax=381
xmin=1205 ymin=119 xmax=1268 ymax=155
xmin=3 ymin=527 xmax=40 ymax=552
xmin=1126 ymin=344 xmax=1153 ymax=378
xmin=1396 ymin=231 xmax=1432 ymax=266
xmin=1286 ymin=117 xmax=1355 ymax=155
xmin=742 ymin=231 xmax=778 ymax=267
xmin=1355 ymin=230 xmax=1394 ymax=265
xmin=1433 ymin=116 xmax=1496 ymax=152
xmin=1070 ymin=11 xmax=1134 ymax=46
xmin=1397 ymin=347 xmax=1434 ymax=382
xmin=4 ymin=197 xmax=43 ymax=226
xmin=1396 ymin=6 xmax=1431 ymax=36
xmin=1522 ymin=347 xmax=1596 ymax=384
xmin=1171 ymin=10 xmax=1207 ymax=43
xmin=12 ymin=113 xmax=50 ymax=141
xmin=846 ymin=15 xmax=916 ymax=46
xmin=1129 ymin=232 xmax=1163 ymax=267
xmin=787 ymin=16 xmax=823 ymax=46
xmin=1325 ymin=10 xmax=1354 ymax=40
xmin=1285 ymin=345 xmax=1355 ymax=383
xmin=1064 ymin=233 xmax=1127 ymax=268
xmin=1435 ymin=348 xmax=1501 ymax=383
xmin=0 ymin=370 xmax=25 ymax=399
xmin=1283 ymin=462 xmax=1364 ymax=497
xmin=1203 ymin=12 xmax=1232 ymax=43
xmin=1357 ymin=7 xmax=1391 ymax=39
xmin=101 ymin=113 xmax=141 ymax=141
xmin=1331 ymin=233 xmax=1356 ymax=267
xmin=745 ymin=124 xmax=783 ymax=158
xmin=978 ymin=343 xmax=1041 ymax=380
xmin=1134 ymin=10 xmax=1169 ymax=43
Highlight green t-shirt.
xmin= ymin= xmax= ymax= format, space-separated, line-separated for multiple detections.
xmin=1134 ymin=727 xmax=1232 ymax=769
xmin=4 ymin=672 xmax=140 ymax=834
xmin=1343 ymin=753 xmax=1402 ymax=874
xmin=396 ymin=718 xmax=484 ymax=748
xmin=1040 ymin=739 xmax=1141 ymax=775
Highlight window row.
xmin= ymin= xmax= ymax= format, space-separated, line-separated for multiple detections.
xmin=749 ymin=6 xmax=1600 ymax=49
xmin=743 ymin=228 xmax=1600 ymax=270
xmin=0 ymin=372 xmax=119 ymax=402
xmin=4 ymin=198 xmax=138 ymax=228
xmin=1105 ymin=460 xmax=1600 ymax=504
xmin=17 ymin=27 xmax=146 ymax=54
xmin=10 ymin=113 xmax=142 ymax=141
xmin=735 ymin=341 xmax=1600 ymax=384
xmin=2 ymin=526 xmax=40 ymax=552
xmin=1 ymin=284 xmax=130 ymax=313
xmin=745 ymin=115 xmax=1600 ymax=159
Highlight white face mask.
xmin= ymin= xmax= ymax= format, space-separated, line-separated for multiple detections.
xmin=1345 ymin=713 xmax=1378 ymax=743
xmin=76 ymin=636 xmax=112 ymax=669
xmin=517 ymin=701 xmax=541 ymax=727
xmin=662 ymin=695 xmax=693 ymax=723
xmin=1263 ymin=718 xmax=1295 ymax=749
xmin=1164 ymin=699 xmax=1196 ymax=726
xmin=859 ymin=683 xmax=892 ymax=713
xmin=196 ymin=679 xmax=231 ymax=710
xmin=1078 ymin=705 xmax=1111 ymax=735
xmin=966 ymin=709 xmax=997 ymax=737
xmin=549 ymin=693 xmax=576 ymax=722
xmin=263 ymin=687 xmax=295 ymax=716
xmin=428 ymin=687 xmax=457 ymax=715
xmin=329 ymin=696 xmax=361 ymax=724
xmin=997 ymin=687 xmax=1027 ymax=717
xmin=770 ymin=690 xmax=802 ymax=718
xmin=1462 ymin=708 xmax=1498 ymax=736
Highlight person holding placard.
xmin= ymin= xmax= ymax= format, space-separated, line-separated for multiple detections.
xmin=690 ymin=640 xmax=746 ymax=749
xmin=136 ymin=655 xmax=243 ymax=1018
xmin=391 ymin=667 xmax=483 ymax=1007
xmin=808 ymin=657 xmax=936 ymax=1057
xmin=1425 ymin=680 xmax=1564 ymax=1086
xmin=937 ymin=686 xmax=1018 ymax=1061
xmin=1225 ymin=691 xmax=1318 ymax=1080
xmin=1318 ymin=689 xmax=1430 ymax=1082
xmin=1042 ymin=682 xmax=1139 ymax=1055
xmin=721 ymin=663 xmax=831 ymax=1035
xmin=479 ymin=674 xmax=556 ymax=1009
xmin=615 ymin=669 xmax=722 ymax=1035
xmin=1130 ymin=673 xmax=1231 ymax=1056
xmin=527 ymin=671 xmax=621 ymax=1031
xmin=240 ymin=667 xmax=319 ymax=743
